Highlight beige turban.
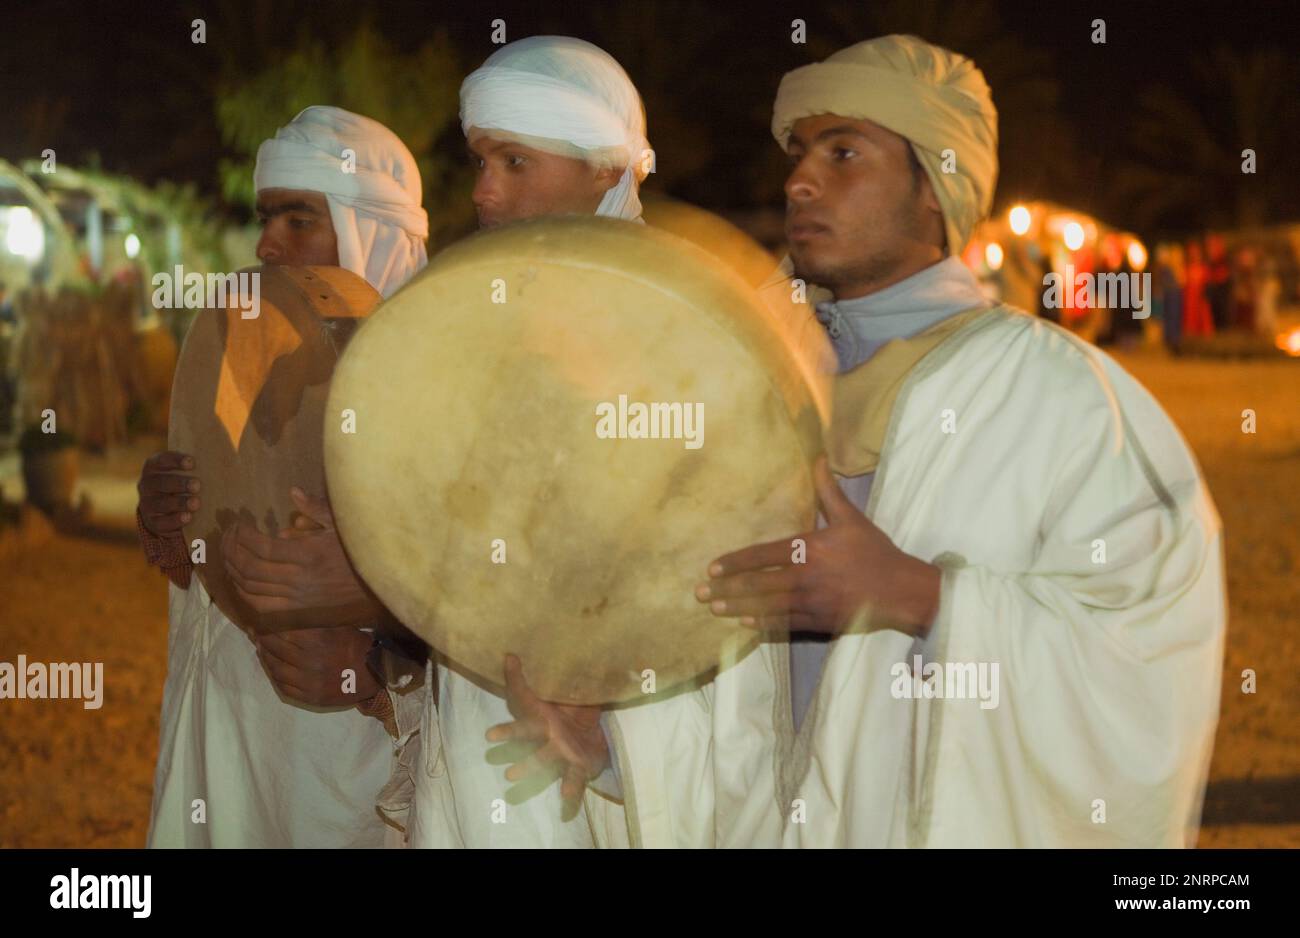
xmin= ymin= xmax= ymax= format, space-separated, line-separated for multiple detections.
xmin=771 ymin=34 xmax=998 ymax=257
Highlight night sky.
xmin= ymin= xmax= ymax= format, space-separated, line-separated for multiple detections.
xmin=3 ymin=0 xmax=1297 ymax=233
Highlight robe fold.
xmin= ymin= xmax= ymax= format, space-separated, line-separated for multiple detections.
xmin=148 ymin=580 xmax=394 ymax=847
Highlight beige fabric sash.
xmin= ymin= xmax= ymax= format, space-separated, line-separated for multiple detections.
xmin=827 ymin=305 xmax=995 ymax=476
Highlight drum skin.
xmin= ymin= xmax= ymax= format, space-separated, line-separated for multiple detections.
xmin=326 ymin=217 xmax=823 ymax=704
xmin=168 ymin=265 xmax=380 ymax=633
xmin=640 ymin=195 xmax=779 ymax=289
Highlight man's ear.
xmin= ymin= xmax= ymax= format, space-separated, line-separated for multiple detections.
xmin=595 ymin=163 xmax=622 ymax=193
xmin=917 ymin=169 xmax=943 ymax=216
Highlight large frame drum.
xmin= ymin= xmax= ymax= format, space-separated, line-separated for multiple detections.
xmin=326 ymin=218 xmax=822 ymax=703
xmin=168 ymin=265 xmax=380 ymax=632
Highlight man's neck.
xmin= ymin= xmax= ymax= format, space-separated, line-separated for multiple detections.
xmin=831 ymin=252 xmax=945 ymax=302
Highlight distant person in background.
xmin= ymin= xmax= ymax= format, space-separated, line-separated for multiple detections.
xmin=1100 ymin=234 xmax=1141 ymax=349
xmin=1230 ymin=246 xmax=1257 ymax=332
xmin=1254 ymin=255 xmax=1281 ymax=340
xmin=1066 ymin=241 xmax=1097 ymax=338
xmin=1153 ymin=244 xmax=1185 ymax=354
xmin=1183 ymin=240 xmax=1214 ymax=338
xmin=0 ymin=281 xmax=15 ymax=434
xmin=1030 ymin=243 xmax=1058 ymax=323
xmin=0 ymin=281 xmax=15 ymax=325
xmin=1204 ymin=234 xmax=1231 ymax=331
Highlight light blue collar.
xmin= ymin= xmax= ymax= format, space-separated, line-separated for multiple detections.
xmin=815 ymin=256 xmax=991 ymax=372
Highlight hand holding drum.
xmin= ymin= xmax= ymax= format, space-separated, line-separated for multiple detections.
xmin=325 ymin=217 xmax=823 ymax=704
xmin=167 ymin=264 xmax=381 ymax=632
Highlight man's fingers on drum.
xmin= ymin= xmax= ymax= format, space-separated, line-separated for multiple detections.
xmin=267 ymin=626 xmax=339 ymax=651
xmin=139 ymin=472 xmax=200 ymax=497
xmin=753 ymin=612 xmax=813 ymax=633
xmin=504 ymin=749 xmax=555 ymax=783
xmin=289 ymin=486 xmax=334 ymax=528
xmin=708 ymin=537 xmax=800 ymax=578
xmin=140 ymin=507 xmax=189 ymax=534
xmin=272 ymin=679 xmax=316 ymax=704
xmin=231 ymin=578 xmax=296 ymax=608
xmin=254 ymin=634 xmax=306 ymax=669
xmin=230 ymin=522 xmax=304 ymax=564
xmin=486 ymin=718 xmax=544 ymax=745
xmin=705 ymin=592 xmax=798 ymax=620
xmin=501 ymin=653 xmax=542 ymax=709
xmin=696 ymin=568 xmax=797 ymax=602
xmin=223 ymin=551 xmax=296 ymax=596
xmin=142 ymin=493 xmax=200 ymax=517
xmin=257 ymin=648 xmax=321 ymax=699
xmin=224 ymin=530 xmax=301 ymax=586
xmin=286 ymin=512 xmax=323 ymax=534
xmin=255 ymin=647 xmax=312 ymax=699
xmin=560 ymin=763 xmax=587 ymax=802
xmin=146 ymin=451 xmax=195 ymax=473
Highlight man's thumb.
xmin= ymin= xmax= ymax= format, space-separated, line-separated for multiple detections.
xmin=813 ymin=456 xmax=855 ymax=523
xmin=289 ymin=486 xmax=333 ymax=529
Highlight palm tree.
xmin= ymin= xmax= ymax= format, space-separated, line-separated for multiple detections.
xmin=1114 ymin=47 xmax=1299 ymax=231
xmin=214 ymin=22 xmax=475 ymax=249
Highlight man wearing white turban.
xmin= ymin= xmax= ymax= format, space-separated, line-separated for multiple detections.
xmin=699 ymin=35 xmax=1226 ymax=847
xmin=380 ymin=36 xmax=786 ymax=850
xmin=138 ymin=106 xmax=429 ymax=847
xmin=253 ymin=106 xmax=428 ymax=297
xmin=460 ymin=35 xmax=650 ymax=225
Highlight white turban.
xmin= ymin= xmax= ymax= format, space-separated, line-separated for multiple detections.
xmin=459 ymin=36 xmax=650 ymax=221
xmin=771 ymin=34 xmax=999 ymax=257
xmin=254 ymin=106 xmax=429 ymax=297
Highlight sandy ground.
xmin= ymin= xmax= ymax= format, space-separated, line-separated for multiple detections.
xmin=0 ymin=349 xmax=1296 ymax=848
xmin=1113 ymin=352 xmax=1300 ymax=847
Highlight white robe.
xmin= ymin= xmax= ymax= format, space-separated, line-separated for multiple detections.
xmin=784 ymin=306 xmax=1225 ymax=847
xmin=402 ymin=641 xmax=787 ymax=849
xmin=589 ymin=639 xmax=788 ymax=848
xmin=147 ymin=580 xmax=395 ymax=847
xmin=405 ymin=658 xmax=598 ymax=848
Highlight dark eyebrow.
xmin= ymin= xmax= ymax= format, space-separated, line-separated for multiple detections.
xmin=787 ymin=125 xmax=872 ymax=149
xmin=467 ymin=137 xmax=515 ymax=159
xmin=255 ymin=200 xmax=322 ymax=216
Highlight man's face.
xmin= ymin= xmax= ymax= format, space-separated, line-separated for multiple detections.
xmin=468 ymin=131 xmax=615 ymax=228
xmin=783 ymin=114 xmax=943 ymax=299
xmin=255 ymin=189 xmax=340 ymax=267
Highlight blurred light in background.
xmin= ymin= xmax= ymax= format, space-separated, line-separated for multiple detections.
xmin=124 ymin=233 xmax=141 ymax=259
xmin=3 ymin=205 xmax=45 ymax=261
xmin=1276 ymin=328 xmax=1300 ymax=358
xmin=1009 ymin=205 xmax=1031 ymax=236
xmin=1063 ymin=221 xmax=1085 ymax=251
xmin=984 ymin=242 xmax=1004 ymax=270
xmin=1126 ymin=239 xmax=1147 ymax=271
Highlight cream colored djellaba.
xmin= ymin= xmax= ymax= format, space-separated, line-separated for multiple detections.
xmin=777 ymin=305 xmax=1225 ymax=847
